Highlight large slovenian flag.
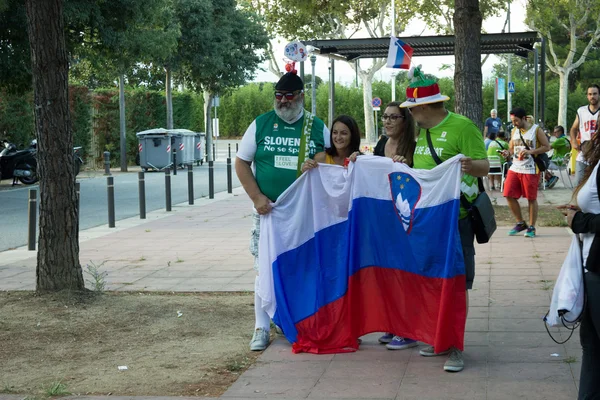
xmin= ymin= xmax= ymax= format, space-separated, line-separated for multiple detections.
xmin=257 ymin=155 xmax=467 ymax=354
xmin=386 ymin=36 xmax=413 ymax=69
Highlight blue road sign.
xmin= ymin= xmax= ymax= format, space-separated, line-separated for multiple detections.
xmin=372 ymin=97 xmax=382 ymax=107
xmin=508 ymin=81 xmax=515 ymax=93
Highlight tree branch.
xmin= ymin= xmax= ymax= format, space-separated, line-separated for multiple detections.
xmin=363 ymin=18 xmax=376 ymax=38
xmin=546 ymin=31 xmax=561 ymax=68
xmin=565 ymin=14 xmax=577 ymax=66
xmin=375 ymin=1 xmax=387 ymax=36
xmin=266 ymin=41 xmax=282 ymax=78
xmin=571 ymin=27 xmax=600 ymax=69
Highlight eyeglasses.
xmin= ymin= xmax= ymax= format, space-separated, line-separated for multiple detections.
xmin=274 ymin=90 xmax=303 ymax=101
xmin=381 ymin=114 xmax=404 ymax=122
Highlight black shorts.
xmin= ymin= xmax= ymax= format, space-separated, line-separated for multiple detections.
xmin=458 ymin=217 xmax=475 ymax=290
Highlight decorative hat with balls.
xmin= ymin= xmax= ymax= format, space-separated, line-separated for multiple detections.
xmin=399 ymin=65 xmax=449 ymax=108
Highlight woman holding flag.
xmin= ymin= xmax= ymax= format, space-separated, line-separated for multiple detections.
xmin=301 ymin=115 xmax=361 ymax=171
xmin=371 ymin=101 xmax=419 ymax=350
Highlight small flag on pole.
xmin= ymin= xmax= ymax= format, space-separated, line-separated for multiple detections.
xmin=386 ymin=36 xmax=413 ymax=70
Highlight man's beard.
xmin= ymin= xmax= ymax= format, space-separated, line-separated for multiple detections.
xmin=274 ymin=98 xmax=304 ymax=123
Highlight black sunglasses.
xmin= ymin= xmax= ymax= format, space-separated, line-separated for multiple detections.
xmin=275 ymin=90 xmax=303 ymax=101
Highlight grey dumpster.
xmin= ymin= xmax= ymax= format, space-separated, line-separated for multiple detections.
xmin=136 ymin=128 xmax=172 ymax=171
xmin=194 ymin=132 xmax=206 ymax=165
xmin=137 ymin=128 xmax=198 ymax=171
xmin=170 ymin=129 xmax=196 ymax=166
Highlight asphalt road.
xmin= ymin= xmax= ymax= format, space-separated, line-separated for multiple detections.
xmin=0 ymin=162 xmax=241 ymax=252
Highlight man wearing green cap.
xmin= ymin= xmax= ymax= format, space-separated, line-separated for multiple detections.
xmin=400 ymin=71 xmax=489 ymax=372
xmin=235 ymin=71 xmax=330 ymax=351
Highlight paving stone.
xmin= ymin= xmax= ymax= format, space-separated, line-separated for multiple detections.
xmin=222 ymin=377 xmax=318 ymax=398
xmin=396 ymin=379 xmax=487 ymax=400
xmin=309 ymin=377 xmax=400 ymax=399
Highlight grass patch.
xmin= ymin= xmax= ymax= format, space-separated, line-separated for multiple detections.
xmin=493 ymin=205 xmax=568 ymax=227
xmin=564 ymin=356 xmax=578 ymax=364
xmin=44 ymin=381 xmax=70 ymax=397
xmin=1 ymin=384 xmax=16 ymax=393
xmin=84 ymin=261 xmax=108 ymax=292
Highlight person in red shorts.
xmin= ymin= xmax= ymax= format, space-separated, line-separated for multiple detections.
xmin=499 ymin=107 xmax=551 ymax=238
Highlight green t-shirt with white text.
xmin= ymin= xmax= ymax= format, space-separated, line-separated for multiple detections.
xmin=413 ymin=112 xmax=487 ymax=219
xmin=254 ymin=110 xmax=326 ymax=201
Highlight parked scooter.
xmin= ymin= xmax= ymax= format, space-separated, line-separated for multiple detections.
xmin=0 ymin=140 xmax=38 ymax=185
xmin=0 ymin=140 xmax=84 ymax=186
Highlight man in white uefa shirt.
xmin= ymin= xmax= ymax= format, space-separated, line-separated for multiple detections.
xmin=235 ymin=71 xmax=329 ymax=351
xmin=570 ymin=84 xmax=600 ymax=184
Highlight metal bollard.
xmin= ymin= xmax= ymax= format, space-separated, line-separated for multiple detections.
xmin=28 ymin=189 xmax=37 ymax=251
xmin=187 ymin=164 xmax=194 ymax=205
xmin=209 ymin=160 xmax=214 ymax=199
xmin=172 ymin=148 xmax=177 ymax=176
xmin=226 ymin=156 xmax=232 ymax=194
xmin=138 ymin=172 xmax=146 ymax=219
xmin=212 ymin=143 xmax=216 ymax=161
xmin=75 ymin=181 xmax=80 ymax=219
xmin=103 ymin=151 xmax=111 ymax=176
xmin=228 ymin=143 xmax=231 ymax=158
xmin=107 ymin=176 xmax=115 ymax=228
xmin=165 ymin=168 xmax=172 ymax=211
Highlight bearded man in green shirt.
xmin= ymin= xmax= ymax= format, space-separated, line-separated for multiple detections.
xmin=235 ymin=71 xmax=329 ymax=351
xmin=400 ymin=70 xmax=489 ymax=373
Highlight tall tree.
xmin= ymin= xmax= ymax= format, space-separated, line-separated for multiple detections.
xmin=245 ymin=0 xmax=502 ymax=141
xmin=67 ymin=0 xmax=180 ymax=170
xmin=527 ymin=0 xmax=600 ymax=127
xmin=454 ymin=0 xmax=483 ymax=129
xmin=25 ymin=0 xmax=84 ymax=291
xmin=415 ymin=0 xmax=505 ymax=35
xmin=176 ymin=0 xmax=268 ymax=160
xmin=244 ymin=0 xmax=413 ymax=142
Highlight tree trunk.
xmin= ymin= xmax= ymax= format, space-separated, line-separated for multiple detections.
xmin=453 ymin=0 xmax=483 ymax=131
xmin=360 ymin=74 xmax=376 ymax=143
xmin=355 ymin=59 xmax=386 ymax=143
xmin=166 ymin=67 xmax=173 ymax=129
xmin=203 ymin=89 xmax=213 ymax=162
xmin=557 ymin=69 xmax=569 ymax=128
xmin=25 ymin=0 xmax=84 ymax=291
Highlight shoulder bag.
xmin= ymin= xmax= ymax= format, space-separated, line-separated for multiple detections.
xmin=426 ymin=130 xmax=496 ymax=244
xmin=518 ymin=130 xmax=549 ymax=172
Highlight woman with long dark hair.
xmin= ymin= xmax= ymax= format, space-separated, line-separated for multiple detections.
xmin=302 ymin=115 xmax=361 ymax=171
xmin=559 ymin=118 xmax=600 ymax=400
xmin=373 ymin=101 xmax=416 ymax=166
xmin=372 ymin=101 xmax=418 ymax=350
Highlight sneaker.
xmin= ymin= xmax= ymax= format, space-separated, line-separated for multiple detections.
xmin=444 ymin=348 xmax=464 ymax=372
xmin=386 ymin=336 xmax=418 ymax=350
xmin=508 ymin=222 xmax=527 ymax=236
xmin=419 ymin=345 xmax=451 ymax=357
xmin=524 ymin=226 xmax=536 ymax=238
xmin=249 ymin=328 xmax=270 ymax=351
xmin=547 ymin=175 xmax=559 ymax=189
xmin=378 ymin=333 xmax=394 ymax=344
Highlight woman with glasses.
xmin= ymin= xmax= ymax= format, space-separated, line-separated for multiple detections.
xmin=301 ymin=115 xmax=361 ymax=171
xmin=373 ymin=101 xmax=417 ymax=166
xmin=373 ymin=101 xmax=419 ymax=350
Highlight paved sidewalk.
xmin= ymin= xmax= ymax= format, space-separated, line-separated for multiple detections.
xmin=0 ymin=185 xmax=582 ymax=399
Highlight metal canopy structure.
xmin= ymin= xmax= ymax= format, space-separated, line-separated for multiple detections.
xmin=303 ymin=32 xmax=541 ymax=61
xmin=301 ymin=32 xmax=547 ymax=130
